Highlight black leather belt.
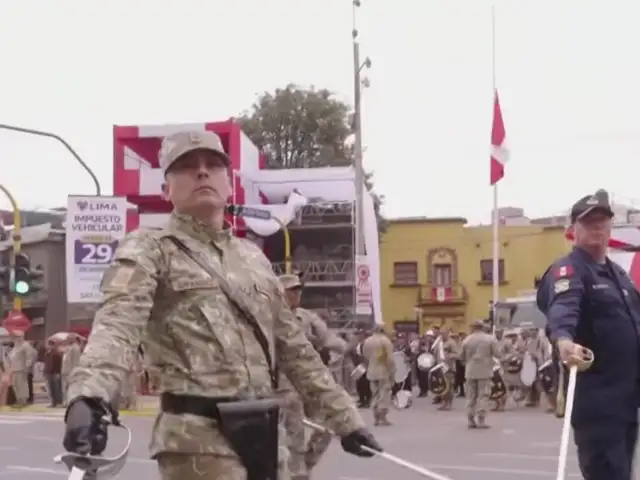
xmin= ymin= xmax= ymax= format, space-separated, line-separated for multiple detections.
xmin=160 ymin=392 xmax=239 ymax=420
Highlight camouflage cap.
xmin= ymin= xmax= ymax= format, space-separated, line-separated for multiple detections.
xmin=278 ymin=274 xmax=303 ymax=290
xmin=159 ymin=130 xmax=230 ymax=174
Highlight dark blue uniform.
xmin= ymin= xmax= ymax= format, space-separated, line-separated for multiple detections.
xmin=537 ymin=246 xmax=640 ymax=480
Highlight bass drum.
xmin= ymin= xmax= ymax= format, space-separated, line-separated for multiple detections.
xmin=392 ymin=351 xmax=410 ymax=384
xmin=519 ymin=352 xmax=537 ymax=387
xmin=393 ymin=390 xmax=413 ymax=409
xmin=505 ymin=354 xmax=523 ymax=374
xmin=416 ymin=352 xmax=436 ymax=371
xmin=428 ymin=363 xmax=450 ymax=396
xmin=350 ymin=364 xmax=366 ymax=381
xmin=489 ymin=365 xmax=507 ymax=400
xmin=538 ymin=359 xmax=555 ymax=394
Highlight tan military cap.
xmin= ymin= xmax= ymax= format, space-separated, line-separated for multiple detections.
xmin=159 ymin=130 xmax=230 ymax=174
xmin=278 ymin=274 xmax=303 ymax=290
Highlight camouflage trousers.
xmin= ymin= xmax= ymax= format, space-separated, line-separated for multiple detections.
xmin=281 ymin=395 xmax=308 ymax=477
xmin=370 ymin=379 xmax=392 ymax=414
xmin=10 ymin=372 xmax=28 ymax=404
xmin=465 ymin=379 xmax=490 ymax=418
xmin=304 ymin=412 xmax=332 ymax=471
xmin=157 ymin=452 xmax=291 ymax=480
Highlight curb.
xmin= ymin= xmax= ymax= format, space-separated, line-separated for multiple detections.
xmin=0 ymin=406 xmax=158 ymax=416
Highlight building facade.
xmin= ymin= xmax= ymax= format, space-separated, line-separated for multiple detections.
xmin=379 ymin=217 xmax=568 ymax=334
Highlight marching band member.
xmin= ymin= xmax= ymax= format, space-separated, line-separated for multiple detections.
xmin=492 ymin=329 xmax=509 ymax=411
xmin=515 ymin=323 xmax=540 ymax=407
xmin=416 ymin=332 xmax=434 ymax=397
xmin=453 ymin=332 xmax=466 ymax=397
xmin=460 ymin=320 xmax=502 ymax=429
xmin=349 ymin=331 xmax=372 ymax=408
xmin=436 ymin=329 xmax=459 ymax=411
xmin=362 ymin=326 xmax=395 ymax=426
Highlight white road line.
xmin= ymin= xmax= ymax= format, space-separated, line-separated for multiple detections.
xmin=424 ymin=464 xmax=582 ymax=477
xmin=25 ymin=435 xmax=58 ymax=443
xmin=474 ymin=452 xmax=577 ymax=461
xmin=7 ymin=466 xmax=67 ymax=475
xmin=0 ymin=415 xmax=62 ymax=422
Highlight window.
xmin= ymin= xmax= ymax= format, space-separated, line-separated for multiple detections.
xmin=433 ymin=264 xmax=452 ymax=286
xmin=393 ymin=262 xmax=418 ymax=284
xmin=479 ymin=259 xmax=505 ymax=283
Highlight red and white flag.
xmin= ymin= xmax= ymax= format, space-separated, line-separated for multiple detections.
xmin=490 ymin=90 xmax=509 ymax=185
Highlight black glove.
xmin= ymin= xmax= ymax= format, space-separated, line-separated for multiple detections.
xmin=63 ymin=397 xmax=117 ymax=455
xmin=340 ymin=428 xmax=383 ymax=457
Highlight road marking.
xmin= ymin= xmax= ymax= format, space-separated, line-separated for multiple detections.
xmin=25 ymin=435 xmax=57 ymax=442
xmin=0 ymin=414 xmax=62 ymax=422
xmin=474 ymin=452 xmax=577 ymax=461
xmin=7 ymin=466 xmax=67 ymax=475
xmin=0 ymin=420 xmax=33 ymax=425
xmin=424 ymin=464 xmax=581 ymax=477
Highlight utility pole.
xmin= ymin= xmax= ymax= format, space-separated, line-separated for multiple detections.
xmin=352 ymin=0 xmax=372 ymax=326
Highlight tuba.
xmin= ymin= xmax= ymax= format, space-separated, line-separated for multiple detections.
xmin=489 ymin=360 xmax=507 ymax=400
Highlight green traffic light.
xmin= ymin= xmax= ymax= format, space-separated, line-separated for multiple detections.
xmin=14 ymin=280 xmax=30 ymax=295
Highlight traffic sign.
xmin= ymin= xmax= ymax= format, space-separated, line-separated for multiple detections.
xmin=2 ymin=311 xmax=31 ymax=334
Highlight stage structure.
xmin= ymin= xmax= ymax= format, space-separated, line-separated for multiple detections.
xmin=238 ymin=166 xmax=382 ymax=330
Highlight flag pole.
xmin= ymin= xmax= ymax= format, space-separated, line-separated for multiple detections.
xmin=491 ymin=5 xmax=500 ymax=324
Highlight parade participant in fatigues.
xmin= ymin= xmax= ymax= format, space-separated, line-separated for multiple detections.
xmin=350 ymin=331 xmax=372 ymax=408
xmin=492 ymin=329 xmax=508 ymax=411
xmin=277 ymin=273 xmax=346 ymax=479
xmin=515 ymin=324 xmax=541 ymax=407
xmin=460 ymin=320 xmax=501 ymax=429
xmin=537 ymin=189 xmax=640 ymax=480
xmin=362 ymin=326 xmax=395 ymax=426
xmin=62 ymin=130 xmax=381 ymax=480
xmin=436 ymin=329 xmax=459 ymax=411
xmin=416 ymin=332 xmax=434 ymax=397
xmin=8 ymin=331 xmax=35 ymax=408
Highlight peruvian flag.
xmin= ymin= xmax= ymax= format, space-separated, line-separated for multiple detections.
xmin=490 ymin=90 xmax=509 ymax=185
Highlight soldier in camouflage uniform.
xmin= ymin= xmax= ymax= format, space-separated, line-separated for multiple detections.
xmin=362 ymin=326 xmax=395 ymax=426
xmin=277 ymin=274 xmax=347 ymax=479
xmin=62 ymin=130 xmax=381 ymax=480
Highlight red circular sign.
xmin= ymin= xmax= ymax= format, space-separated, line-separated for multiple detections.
xmin=357 ymin=265 xmax=369 ymax=281
xmin=2 ymin=311 xmax=31 ymax=334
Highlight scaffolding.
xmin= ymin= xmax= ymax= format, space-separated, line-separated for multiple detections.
xmin=265 ymin=199 xmax=361 ymax=331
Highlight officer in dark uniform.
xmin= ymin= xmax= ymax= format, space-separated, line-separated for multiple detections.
xmin=536 ymin=189 xmax=640 ymax=480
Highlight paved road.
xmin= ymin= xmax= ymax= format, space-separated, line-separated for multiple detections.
xmin=0 ymin=396 xmax=584 ymax=479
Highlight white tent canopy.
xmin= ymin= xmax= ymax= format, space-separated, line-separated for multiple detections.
xmin=238 ymin=166 xmax=358 ymax=203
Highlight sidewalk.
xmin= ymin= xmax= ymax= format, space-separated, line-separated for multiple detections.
xmin=0 ymin=395 xmax=160 ymax=417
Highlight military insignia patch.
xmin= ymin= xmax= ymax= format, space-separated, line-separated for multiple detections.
xmin=554 ymin=279 xmax=570 ymax=294
xmin=101 ymin=265 xmax=136 ymax=291
xmin=553 ymin=265 xmax=574 ymax=279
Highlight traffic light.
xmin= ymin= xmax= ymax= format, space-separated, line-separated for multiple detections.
xmin=13 ymin=253 xmax=43 ymax=296
xmin=0 ymin=262 xmax=11 ymax=295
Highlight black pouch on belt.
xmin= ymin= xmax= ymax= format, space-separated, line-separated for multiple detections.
xmin=217 ymin=398 xmax=280 ymax=480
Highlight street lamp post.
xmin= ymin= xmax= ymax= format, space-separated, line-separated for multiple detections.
xmin=0 ymin=124 xmax=102 ymax=195
xmin=352 ymin=0 xmax=372 ymax=326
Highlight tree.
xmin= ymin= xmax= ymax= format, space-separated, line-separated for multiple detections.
xmin=238 ymin=84 xmax=386 ymax=232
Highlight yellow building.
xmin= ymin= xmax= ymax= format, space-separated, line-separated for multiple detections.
xmin=379 ymin=217 xmax=570 ymax=334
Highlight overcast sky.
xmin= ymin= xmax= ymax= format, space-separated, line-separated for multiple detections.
xmin=1 ymin=0 xmax=639 ymax=224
